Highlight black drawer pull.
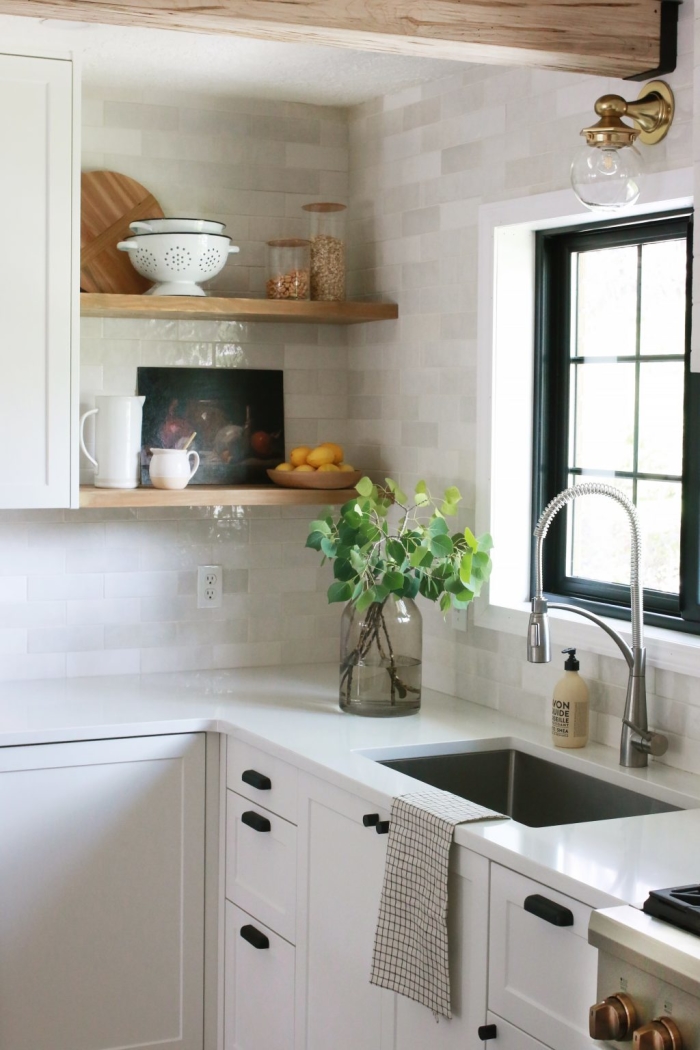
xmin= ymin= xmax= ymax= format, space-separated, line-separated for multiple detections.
xmin=478 ymin=1024 xmax=498 ymax=1041
xmin=241 ymin=810 xmax=271 ymax=833
xmin=242 ymin=768 xmax=271 ymax=791
xmin=240 ymin=924 xmax=270 ymax=950
xmin=375 ymin=821 xmax=390 ymax=834
xmin=363 ymin=813 xmax=380 ymax=827
xmin=524 ymin=893 xmax=574 ymax=927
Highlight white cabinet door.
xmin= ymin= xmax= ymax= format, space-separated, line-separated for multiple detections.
xmin=295 ymin=772 xmax=392 ymax=1050
xmin=485 ymin=1013 xmax=550 ymax=1050
xmin=0 ymin=733 xmax=205 ymax=1050
xmin=489 ymin=864 xmax=598 ymax=1050
xmin=0 ymin=52 xmax=75 ymax=508
xmin=390 ymin=846 xmax=489 ymax=1050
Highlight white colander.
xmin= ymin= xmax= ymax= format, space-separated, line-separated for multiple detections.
xmin=117 ymin=233 xmax=240 ymax=295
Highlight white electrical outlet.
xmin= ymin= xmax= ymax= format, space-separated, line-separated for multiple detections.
xmin=197 ymin=565 xmax=223 ymax=609
xmin=452 ymin=607 xmax=468 ymax=632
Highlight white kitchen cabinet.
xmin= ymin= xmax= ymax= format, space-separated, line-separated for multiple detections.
xmin=489 ymin=863 xmax=598 ymax=1050
xmin=295 ymin=771 xmax=490 ymax=1050
xmin=224 ymin=902 xmax=295 ymax=1050
xmin=0 ymin=51 xmax=77 ymax=508
xmin=0 ymin=733 xmax=205 ymax=1050
xmin=484 ymin=1013 xmax=550 ymax=1050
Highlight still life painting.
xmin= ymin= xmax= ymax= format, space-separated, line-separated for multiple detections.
xmin=137 ymin=366 xmax=285 ymax=485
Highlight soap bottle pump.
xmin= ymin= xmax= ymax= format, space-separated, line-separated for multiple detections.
xmin=552 ymin=648 xmax=589 ymax=748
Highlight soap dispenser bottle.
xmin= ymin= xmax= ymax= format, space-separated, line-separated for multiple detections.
xmin=552 ymin=648 xmax=589 ymax=748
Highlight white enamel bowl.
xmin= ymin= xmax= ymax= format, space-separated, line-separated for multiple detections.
xmin=129 ymin=217 xmax=225 ymax=235
xmin=117 ymin=233 xmax=240 ymax=296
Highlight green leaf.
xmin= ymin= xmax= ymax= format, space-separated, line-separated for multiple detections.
xmin=385 ymin=478 xmax=408 ymax=505
xmin=355 ymin=476 xmax=373 ymax=498
xmin=478 ymin=533 xmax=494 ymax=552
xmin=428 ymin=516 xmax=449 ymax=537
xmin=414 ymin=492 xmax=429 ymax=506
xmin=355 ymin=586 xmax=376 ymax=612
xmin=333 ymin=558 xmax=357 ymax=582
xmin=386 ymin=539 xmax=405 ymax=564
xmin=430 ymin=533 xmax=454 ymax=558
xmin=401 ymin=575 xmax=421 ymax=599
xmin=383 ymin=570 xmax=405 ymax=593
xmin=327 ymin=581 xmax=352 ymax=603
xmin=464 ymin=526 xmax=478 ymax=552
xmin=349 ymin=549 xmax=366 ymax=574
xmin=440 ymin=592 xmax=452 ymax=614
xmin=320 ymin=537 xmax=338 ymax=558
xmin=309 ymin=519 xmax=331 ymax=537
xmin=459 ymin=551 xmax=473 ymax=584
xmin=305 ymin=531 xmax=325 ymax=551
xmin=440 ymin=502 xmax=457 ymax=517
xmin=373 ymin=583 xmax=389 ymax=602
xmin=419 ymin=575 xmax=440 ymax=601
xmin=415 ymin=480 xmax=428 ymax=495
xmin=455 ymin=588 xmax=474 ymax=605
xmin=445 ymin=574 xmax=464 ymax=595
xmin=444 ymin=486 xmax=462 ymax=505
xmin=409 ymin=546 xmax=431 ymax=569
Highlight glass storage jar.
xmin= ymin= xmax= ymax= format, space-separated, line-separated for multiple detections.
xmin=302 ymin=202 xmax=346 ymax=301
xmin=339 ymin=596 xmax=422 ymax=716
xmin=266 ymin=239 xmax=310 ymax=300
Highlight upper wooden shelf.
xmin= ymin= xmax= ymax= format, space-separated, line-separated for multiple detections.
xmin=80 ymin=293 xmax=398 ymax=325
xmin=79 ymin=485 xmax=358 ymax=509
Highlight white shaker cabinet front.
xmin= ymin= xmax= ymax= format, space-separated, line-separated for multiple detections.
xmin=0 ymin=51 xmax=76 ymax=508
xmin=0 ymin=733 xmax=206 ymax=1050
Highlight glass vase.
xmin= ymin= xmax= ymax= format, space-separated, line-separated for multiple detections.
xmin=339 ymin=597 xmax=422 ymax=716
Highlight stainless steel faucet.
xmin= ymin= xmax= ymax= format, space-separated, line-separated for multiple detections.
xmin=527 ymin=483 xmax=668 ymax=768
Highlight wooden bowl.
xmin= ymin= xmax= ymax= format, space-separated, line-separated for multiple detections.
xmin=267 ymin=468 xmax=362 ymax=490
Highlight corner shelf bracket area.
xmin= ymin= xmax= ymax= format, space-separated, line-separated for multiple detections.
xmin=79 ymin=293 xmax=397 ymax=507
xmin=80 ymin=293 xmax=398 ymax=325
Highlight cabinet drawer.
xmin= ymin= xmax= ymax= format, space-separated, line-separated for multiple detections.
xmin=226 ymin=790 xmax=297 ymax=943
xmin=486 ymin=1012 xmax=549 ymax=1050
xmin=489 ymin=864 xmax=598 ymax=1050
xmin=227 ymin=738 xmax=298 ymax=823
xmin=225 ymin=902 xmax=294 ymax=1050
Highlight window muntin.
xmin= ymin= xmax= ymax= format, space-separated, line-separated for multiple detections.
xmin=534 ymin=210 xmax=694 ymax=630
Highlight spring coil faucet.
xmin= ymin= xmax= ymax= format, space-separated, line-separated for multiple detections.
xmin=527 ymin=483 xmax=668 ymax=767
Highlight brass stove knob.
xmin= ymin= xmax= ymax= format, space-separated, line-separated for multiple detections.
xmin=634 ymin=1018 xmax=683 ymax=1050
xmin=590 ymin=993 xmax=638 ymax=1041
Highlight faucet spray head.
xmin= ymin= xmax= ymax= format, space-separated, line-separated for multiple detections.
xmin=527 ymin=597 xmax=551 ymax=663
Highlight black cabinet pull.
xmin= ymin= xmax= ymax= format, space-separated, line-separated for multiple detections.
xmin=241 ymin=810 xmax=271 ymax=833
xmin=375 ymin=821 xmax=390 ymax=834
xmin=240 ymin=924 xmax=270 ymax=950
xmin=242 ymin=768 xmax=271 ymax=791
xmin=524 ymin=893 xmax=574 ymax=927
xmin=363 ymin=813 xmax=380 ymax=827
xmin=478 ymin=1024 xmax=498 ymax=1041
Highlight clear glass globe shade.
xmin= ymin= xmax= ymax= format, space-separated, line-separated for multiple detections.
xmin=570 ymin=143 xmax=644 ymax=212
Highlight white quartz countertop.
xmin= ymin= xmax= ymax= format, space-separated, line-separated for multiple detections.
xmin=3 ymin=662 xmax=700 ymax=912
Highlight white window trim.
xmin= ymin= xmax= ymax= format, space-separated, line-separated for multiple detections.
xmin=474 ymin=169 xmax=700 ymax=676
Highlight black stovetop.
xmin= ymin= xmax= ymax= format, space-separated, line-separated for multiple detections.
xmin=643 ymin=884 xmax=700 ymax=936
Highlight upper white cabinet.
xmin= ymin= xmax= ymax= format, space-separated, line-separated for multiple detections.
xmin=0 ymin=733 xmax=205 ymax=1050
xmin=0 ymin=52 xmax=76 ymax=508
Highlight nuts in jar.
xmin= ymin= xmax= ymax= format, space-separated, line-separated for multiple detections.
xmin=302 ymin=203 xmax=347 ymax=301
xmin=266 ymin=239 xmax=311 ymax=300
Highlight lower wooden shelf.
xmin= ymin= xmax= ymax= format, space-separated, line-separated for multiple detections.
xmin=79 ymin=485 xmax=357 ymax=508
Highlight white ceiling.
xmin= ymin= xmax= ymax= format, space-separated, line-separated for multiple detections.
xmin=0 ymin=14 xmax=462 ymax=105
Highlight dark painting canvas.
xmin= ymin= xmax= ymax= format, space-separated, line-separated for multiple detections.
xmin=138 ymin=367 xmax=284 ymax=486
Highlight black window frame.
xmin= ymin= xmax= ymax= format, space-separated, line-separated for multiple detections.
xmin=533 ymin=208 xmax=699 ymax=634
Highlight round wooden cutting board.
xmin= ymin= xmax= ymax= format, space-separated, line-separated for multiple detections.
xmin=81 ymin=170 xmax=164 ymax=293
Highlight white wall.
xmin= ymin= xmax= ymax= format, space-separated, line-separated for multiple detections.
xmin=346 ymin=1 xmax=700 ymax=773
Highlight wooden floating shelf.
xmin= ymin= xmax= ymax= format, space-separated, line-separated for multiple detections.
xmin=80 ymin=293 xmax=398 ymax=325
xmin=79 ymin=485 xmax=358 ymax=509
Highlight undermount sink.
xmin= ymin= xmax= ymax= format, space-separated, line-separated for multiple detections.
xmin=378 ymin=748 xmax=680 ymax=828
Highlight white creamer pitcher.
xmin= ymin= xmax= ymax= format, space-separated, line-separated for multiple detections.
xmin=79 ymin=396 xmax=146 ymax=488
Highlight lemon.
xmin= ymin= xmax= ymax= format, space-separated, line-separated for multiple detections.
xmin=317 ymin=462 xmax=340 ymax=472
xmin=306 ymin=445 xmax=335 ymax=468
xmin=321 ymin=442 xmax=344 ymax=464
xmin=294 ymin=464 xmax=316 ymax=472
xmin=275 ymin=462 xmax=293 ymax=471
xmin=339 ymin=463 xmax=355 ymax=472
xmin=290 ymin=446 xmax=312 ymax=467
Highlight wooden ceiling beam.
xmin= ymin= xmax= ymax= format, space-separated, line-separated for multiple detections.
xmin=0 ymin=0 xmax=675 ymax=80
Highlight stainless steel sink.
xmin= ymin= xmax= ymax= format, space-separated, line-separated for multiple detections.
xmin=379 ymin=748 xmax=680 ymax=827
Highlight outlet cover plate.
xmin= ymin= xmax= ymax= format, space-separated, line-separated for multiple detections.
xmin=197 ymin=564 xmax=222 ymax=608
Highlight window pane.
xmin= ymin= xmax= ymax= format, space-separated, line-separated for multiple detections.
xmin=575 ymin=246 xmax=638 ymax=358
xmin=567 ymin=475 xmax=634 ymax=584
xmin=571 ymin=362 xmax=635 ymax=472
xmin=637 ymin=480 xmax=681 ymax=593
xmin=640 ymin=239 xmax=687 ymax=356
xmin=638 ymin=360 xmax=684 ymax=476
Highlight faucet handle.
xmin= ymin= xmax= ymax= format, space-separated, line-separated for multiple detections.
xmin=623 ymin=719 xmax=669 ymax=757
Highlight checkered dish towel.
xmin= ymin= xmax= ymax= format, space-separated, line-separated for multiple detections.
xmin=370 ymin=788 xmax=507 ymax=1019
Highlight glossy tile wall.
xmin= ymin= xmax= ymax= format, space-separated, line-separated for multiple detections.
xmin=0 ymin=89 xmax=349 ymax=680
xmin=346 ymin=2 xmax=700 ymax=773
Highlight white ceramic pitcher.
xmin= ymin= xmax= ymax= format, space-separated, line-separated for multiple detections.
xmin=79 ymin=396 xmax=146 ymax=489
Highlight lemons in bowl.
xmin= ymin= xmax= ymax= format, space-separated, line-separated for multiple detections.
xmin=271 ymin=443 xmax=359 ymax=488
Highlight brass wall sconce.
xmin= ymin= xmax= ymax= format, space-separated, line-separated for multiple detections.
xmin=571 ymin=81 xmax=675 ymax=212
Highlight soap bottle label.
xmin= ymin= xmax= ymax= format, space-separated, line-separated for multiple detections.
xmin=552 ymin=698 xmax=570 ymax=737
